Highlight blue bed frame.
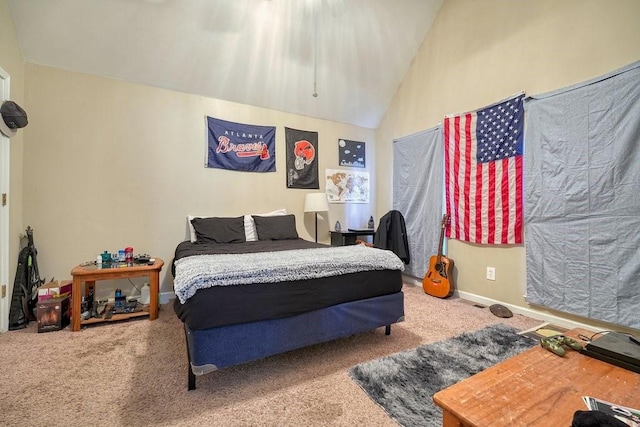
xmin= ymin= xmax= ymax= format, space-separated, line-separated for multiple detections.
xmin=183 ymin=291 xmax=405 ymax=390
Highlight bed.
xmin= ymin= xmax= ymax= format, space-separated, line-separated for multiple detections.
xmin=172 ymin=213 xmax=405 ymax=390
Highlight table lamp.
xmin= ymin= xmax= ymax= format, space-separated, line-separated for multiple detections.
xmin=304 ymin=193 xmax=329 ymax=242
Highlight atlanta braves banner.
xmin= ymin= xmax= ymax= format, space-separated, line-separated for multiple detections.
xmin=206 ymin=116 xmax=276 ymax=172
xmin=286 ymin=127 xmax=319 ymax=189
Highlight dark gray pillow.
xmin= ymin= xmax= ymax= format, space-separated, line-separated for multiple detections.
xmin=190 ymin=216 xmax=246 ymax=244
xmin=252 ymin=214 xmax=299 ymax=240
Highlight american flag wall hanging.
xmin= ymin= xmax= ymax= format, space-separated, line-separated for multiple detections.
xmin=443 ymin=94 xmax=525 ymax=245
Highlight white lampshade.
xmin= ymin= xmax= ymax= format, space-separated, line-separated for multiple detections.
xmin=304 ymin=193 xmax=329 ymax=213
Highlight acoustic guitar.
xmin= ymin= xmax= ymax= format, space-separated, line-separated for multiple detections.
xmin=422 ymin=214 xmax=454 ymax=298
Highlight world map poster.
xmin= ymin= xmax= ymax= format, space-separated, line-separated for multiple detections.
xmin=325 ymin=169 xmax=370 ymax=203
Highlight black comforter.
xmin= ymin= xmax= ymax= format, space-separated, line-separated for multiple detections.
xmin=172 ymin=239 xmax=403 ymax=330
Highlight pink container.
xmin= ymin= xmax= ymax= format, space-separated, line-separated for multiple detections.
xmin=125 ymin=247 xmax=134 ymax=263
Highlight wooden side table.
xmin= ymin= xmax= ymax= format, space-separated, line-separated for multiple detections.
xmin=433 ymin=328 xmax=640 ymax=426
xmin=70 ymin=258 xmax=164 ymax=331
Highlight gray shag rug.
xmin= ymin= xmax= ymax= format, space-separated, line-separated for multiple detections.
xmin=348 ymin=323 xmax=537 ymax=427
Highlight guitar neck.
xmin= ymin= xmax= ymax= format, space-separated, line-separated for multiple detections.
xmin=437 ymin=224 xmax=445 ymax=258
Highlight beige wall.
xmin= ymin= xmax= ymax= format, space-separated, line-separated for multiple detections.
xmin=22 ymin=65 xmax=376 ymax=296
xmin=0 ymin=0 xmax=25 ymax=311
xmin=5 ymin=0 xmax=640 ymax=330
xmin=376 ymin=0 xmax=640 ymax=330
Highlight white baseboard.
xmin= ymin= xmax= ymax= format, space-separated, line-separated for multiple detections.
xmin=160 ymin=291 xmax=175 ymax=305
xmin=453 ymin=289 xmax=606 ymax=332
xmin=402 ymin=277 xmax=605 ymax=333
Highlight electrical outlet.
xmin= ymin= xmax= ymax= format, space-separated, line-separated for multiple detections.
xmin=486 ymin=267 xmax=496 ymax=281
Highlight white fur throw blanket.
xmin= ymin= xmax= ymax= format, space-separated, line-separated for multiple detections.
xmin=174 ymin=245 xmax=404 ymax=304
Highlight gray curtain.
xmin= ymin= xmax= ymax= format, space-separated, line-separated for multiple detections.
xmin=393 ymin=126 xmax=443 ymax=278
xmin=524 ymin=60 xmax=640 ymax=330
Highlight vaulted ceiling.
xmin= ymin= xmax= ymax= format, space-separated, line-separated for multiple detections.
xmin=6 ymin=0 xmax=443 ymax=128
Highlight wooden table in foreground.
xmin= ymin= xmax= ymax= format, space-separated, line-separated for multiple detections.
xmin=433 ymin=328 xmax=640 ymax=426
xmin=70 ymin=258 xmax=164 ymax=332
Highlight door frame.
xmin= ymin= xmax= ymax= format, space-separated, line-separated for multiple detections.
xmin=0 ymin=66 xmax=11 ymax=333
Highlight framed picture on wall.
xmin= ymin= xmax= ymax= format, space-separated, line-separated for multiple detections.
xmin=338 ymin=139 xmax=365 ymax=168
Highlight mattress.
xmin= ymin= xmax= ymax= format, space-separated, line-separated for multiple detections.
xmin=172 ymin=239 xmax=403 ymax=330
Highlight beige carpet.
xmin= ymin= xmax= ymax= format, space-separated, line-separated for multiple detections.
xmin=0 ymin=284 xmax=542 ymax=426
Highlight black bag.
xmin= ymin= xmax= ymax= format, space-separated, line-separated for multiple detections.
xmin=571 ymin=410 xmax=629 ymax=427
xmin=8 ymin=227 xmax=44 ymax=330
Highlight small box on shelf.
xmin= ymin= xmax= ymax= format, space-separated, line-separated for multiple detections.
xmin=37 ymin=280 xmax=72 ymax=302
